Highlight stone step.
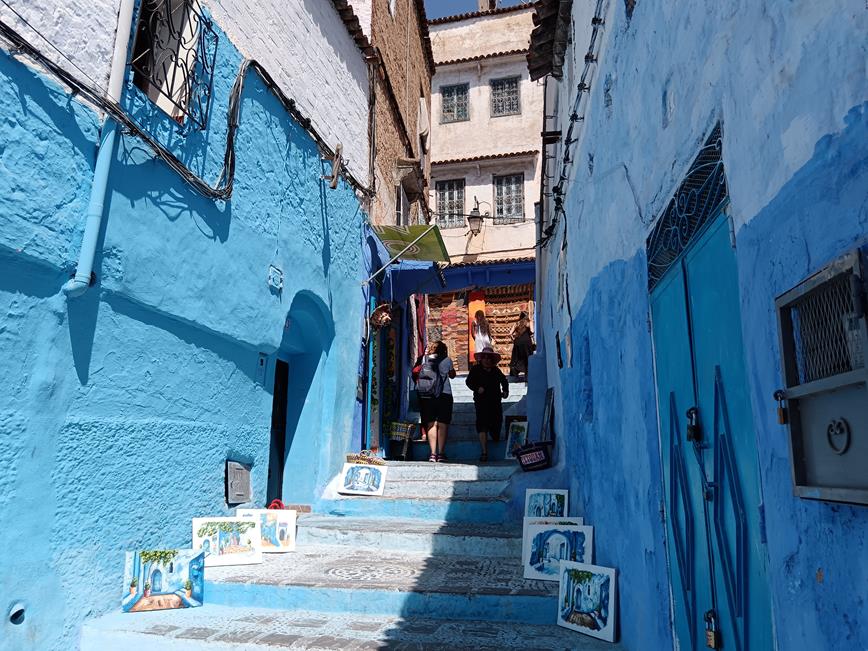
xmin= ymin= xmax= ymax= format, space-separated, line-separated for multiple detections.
xmin=383 ymin=477 xmax=508 ymax=499
xmin=296 ymin=515 xmax=522 ymax=557
xmin=383 ymin=459 xmax=517 ymax=481
xmin=410 ymin=438 xmax=516 ymax=463
xmin=203 ymin=548 xmax=559 ymax=625
xmin=317 ymin=494 xmax=509 ymax=523
xmin=81 ymin=605 xmax=617 ymax=650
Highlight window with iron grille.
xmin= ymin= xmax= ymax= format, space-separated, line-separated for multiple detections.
xmin=490 ymin=76 xmax=520 ymax=117
xmin=440 ymin=84 xmax=469 ymax=123
xmin=493 ymin=174 xmax=524 ymax=223
xmin=436 ymin=179 xmax=465 ymax=229
xmin=130 ymin=0 xmax=218 ymax=129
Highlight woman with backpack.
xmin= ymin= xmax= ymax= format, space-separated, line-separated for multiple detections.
xmin=415 ymin=340 xmax=456 ymax=462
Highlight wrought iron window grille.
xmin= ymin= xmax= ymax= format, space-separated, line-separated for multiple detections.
xmin=440 ymin=83 xmax=469 ymax=123
xmin=436 ymin=179 xmax=466 ymax=229
xmin=490 ymin=76 xmax=521 ymax=117
xmin=646 ymin=123 xmax=728 ymax=290
xmin=493 ymin=173 xmax=525 ymax=224
xmin=130 ymin=0 xmax=218 ymax=130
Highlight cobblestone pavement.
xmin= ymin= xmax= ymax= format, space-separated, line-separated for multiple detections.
xmin=86 ymin=604 xmax=614 ymax=650
xmin=298 ymin=515 xmax=521 ymax=539
xmin=207 ymin=548 xmax=557 ymax=597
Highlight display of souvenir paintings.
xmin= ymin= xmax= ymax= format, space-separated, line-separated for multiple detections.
xmin=524 ymin=488 xmax=569 ymax=517
xmin=122 ymin=549 xmax=204 ymax=613
xmin=522 ymin=516 xmax=584 ymax=557
xmin=557 ymin=561 xmax=617 ymax=642
xmin=237 ymin=508 xmax=297 ymax=553
xmin=192 ymin=517 xmax=262 ymax=567
xmin=504 ymin=417 xmax=529 ymax=459
xmin=522 ymin=522 xmax=594 ymax=581
xmin=338 ymin=462 xmax=388 ymax=496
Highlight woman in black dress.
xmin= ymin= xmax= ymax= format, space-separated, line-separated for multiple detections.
xmin=509 ymin=311 xmax=534 ymax=378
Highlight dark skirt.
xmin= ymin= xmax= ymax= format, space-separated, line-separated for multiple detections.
xmin=510 ymin=331 xmax=533 ymax=375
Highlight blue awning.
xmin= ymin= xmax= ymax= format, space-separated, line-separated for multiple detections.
xmin=383 ymin=257 xmax=535 ymax=302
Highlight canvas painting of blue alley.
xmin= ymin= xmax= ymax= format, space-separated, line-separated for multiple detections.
xmin=237 ymin=508 xmax=297 ymax=552
xmin=338 ymin=463 xmax=388 ymax=496
xmin=524 ymin=488 xmax=569 ymax=517
xmin=192 ymin=517 xmax=262 ymax=567
xmin=557 ymin=561 xmax=617 ymax=642
xmin=523 ymin=523 xmax=594 ymax=581
xmin=122 ymin=549 xmax=204 ymax=613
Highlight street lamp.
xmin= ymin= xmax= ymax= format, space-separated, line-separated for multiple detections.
xmin=467 ymin=197 xmax=490 ymax=236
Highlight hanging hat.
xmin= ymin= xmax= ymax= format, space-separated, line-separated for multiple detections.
xmin=476 ymin=346 xmax=502 ymax=362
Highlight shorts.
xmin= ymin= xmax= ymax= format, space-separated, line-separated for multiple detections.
xmin=475 ymin=403 xmax=503 ymax=441
xmin=419 ymin=394 xmax=453 ymax=426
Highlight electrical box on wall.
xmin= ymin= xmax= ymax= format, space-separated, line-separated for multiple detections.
xmin=226 ymin=460 xmax=252 ymax=505
xmin=775 ymin=249 xmax=868 ymax=505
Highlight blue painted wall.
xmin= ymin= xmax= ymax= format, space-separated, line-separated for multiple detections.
xmin=533 ymin=1 xmax=868 ymax=650
xmin=0 ymin=17 xmax=367 ymax=651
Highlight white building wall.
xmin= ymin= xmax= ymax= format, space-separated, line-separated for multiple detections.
xmin=0 ymin=0 xmax=370 ymax=182
xmin=428 ymin=11 xmax=542 ymax=263
xmin=429 ymin=8 xmax=533 ymax=60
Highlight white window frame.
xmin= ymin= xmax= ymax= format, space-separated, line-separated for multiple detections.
xmin=436 ymin=179 xmax=466 ymax=229
xmin=492 ymin=173 xmax=525 ymax=224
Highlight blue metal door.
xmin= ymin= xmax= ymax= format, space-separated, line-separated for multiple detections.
xmin=650 ymin=214 xmax=772 ymax=650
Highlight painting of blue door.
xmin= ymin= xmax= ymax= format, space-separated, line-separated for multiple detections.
xmin=650 ymin=212 xmax=772 ymax=650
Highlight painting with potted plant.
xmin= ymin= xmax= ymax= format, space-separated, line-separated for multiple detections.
xmin=122 ymin=549 xmax=204 ymax=613
xmin=192 ymin=516 xmax=262 ymax=566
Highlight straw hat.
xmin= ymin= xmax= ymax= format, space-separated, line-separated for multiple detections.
xmin=476 ymin=346 xmax=502 ymax=362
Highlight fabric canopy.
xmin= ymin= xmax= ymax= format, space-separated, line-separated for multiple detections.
xmin=371 ymin=224 xmax=450 ymax=263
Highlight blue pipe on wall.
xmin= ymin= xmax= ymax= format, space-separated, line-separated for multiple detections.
xmin=62 ymin=121 xmax=118 ymax=297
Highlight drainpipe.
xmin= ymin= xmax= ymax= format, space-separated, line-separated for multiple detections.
xmin=63 ymin=0 xmax=136 ymax=297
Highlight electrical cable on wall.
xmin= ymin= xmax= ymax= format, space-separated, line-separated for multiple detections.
xmin=537 ymin=0 xmax=607 ymax=249
xmin=0 ymin=15 xmax=373 ymax=202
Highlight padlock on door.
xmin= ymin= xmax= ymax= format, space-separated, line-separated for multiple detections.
xmin=686 ymin=407 xmax=702 ymax=442
xmin=774 ymin=389 xmax=788 ymax=425
xmin=704 ymin=609 xmax=720 ymax=649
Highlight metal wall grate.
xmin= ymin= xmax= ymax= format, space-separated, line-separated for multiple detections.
xmin=435 ymin=179 xmax=466 ymax=229
xmin=786 ymin=272 xmax=864 ymax=385
xmin=494 ymin=173 xmax=525 ymax=224
xmin=646 ymin=123 xmax=728 ymax=290
xmin=440 ymin=83 xmax=469 ymax=123
xmin=490 ymin=76 xmax=521 ymax=116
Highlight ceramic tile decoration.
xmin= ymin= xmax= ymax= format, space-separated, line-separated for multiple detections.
xmin=504 ymin=417 xmax=529 ymax=459
xmin=522 ymin=523 xmax=594 ymax=581
xmin=122 ymin=549 xmax=204 ymax=613
xmin=522 ymin=516 xmax=584 ymax=554
xmin=192 ymin=517 xmax=262 ymax=567
xmin=557 ymin=561 xmax=617 ymax=642
xmin=236 ymin=508 xmax=297 ymax=553
xmin=524 ymin=488 xmax=569 ymax=517
xmin=338 ymin=462 xmax=388 ymax=496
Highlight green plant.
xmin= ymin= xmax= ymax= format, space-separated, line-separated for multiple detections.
xmin=144 ymin=582 xmax=151 ymax=590
xmin=130 ymin=577 xmax=138 ymax=588
xmin=183 ymin=580 xmax=193 ymax=591
xmin=139 ymin=550 xmax=179 ymax=565
xmin=196 ymin=521 xmax=256 ymax=538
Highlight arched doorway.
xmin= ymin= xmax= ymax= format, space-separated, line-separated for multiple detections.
xmin=266 ymin=291 xmax=335 ymax=504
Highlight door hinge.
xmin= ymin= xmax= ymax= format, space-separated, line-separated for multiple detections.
xmin=727 ymin=213 xmax=737 ymax=249
xmin=758 ymin=502 xmax=767 ymax=544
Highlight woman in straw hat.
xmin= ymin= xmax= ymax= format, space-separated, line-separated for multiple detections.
xmin=465 ymin=346 xmax=509 ymax=462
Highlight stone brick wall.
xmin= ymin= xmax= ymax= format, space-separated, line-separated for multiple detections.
xmin=369 ymin=0 xmax=432 ymax=224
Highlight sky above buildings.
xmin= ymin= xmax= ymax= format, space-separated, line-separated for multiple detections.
xmin=424 ymin=0 xmax=526 ymax=20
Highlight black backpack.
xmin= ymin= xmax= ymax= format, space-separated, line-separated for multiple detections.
xmin=416 ymin=355 xmax=444 ymax=398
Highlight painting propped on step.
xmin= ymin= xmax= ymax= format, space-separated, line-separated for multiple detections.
xmin=504 ymin=417 xmax=529 ymax=459
xmin=557 ymin=561 xmax=617 ymax=642
xmin=237 ymin=508 xmax=297 ymax=552
xmin=338 ymin=463 xmax=388 ymax=496
xmin=192 ymin=517 xmax=262 ymax=567
xmin=122 ymin=549 xmax=204 ymax=612
xmin=524 ymin=488 xmax=569 ymax=517
xmin=523 ymin=523 xmax=594 ymax=581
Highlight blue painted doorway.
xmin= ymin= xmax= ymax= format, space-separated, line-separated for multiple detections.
xmin=650 ymin=213 xmax=772 ymax=650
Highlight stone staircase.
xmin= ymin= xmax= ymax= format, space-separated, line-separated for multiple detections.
xmin=409 ymin=375 xmax=528 ymax=462
xmin=80 ymin=459 xmax=616 ymax=650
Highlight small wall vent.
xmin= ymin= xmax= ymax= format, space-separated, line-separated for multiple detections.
xmin=775 ymin=249 xmax=868 ymax=505
xmin=225 ymin=460 xmax=252 ymax=505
